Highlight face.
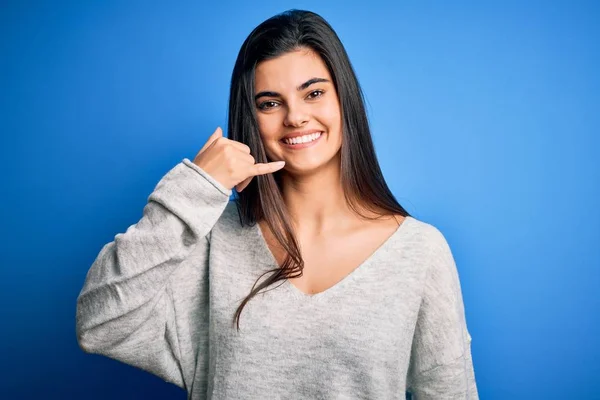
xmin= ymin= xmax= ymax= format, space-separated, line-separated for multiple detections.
xmin=253 ymin=47 xmax=343 ymax=174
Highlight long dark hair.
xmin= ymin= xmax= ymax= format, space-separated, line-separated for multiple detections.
xmin=227 ymin=9 xmax=411 ymax=330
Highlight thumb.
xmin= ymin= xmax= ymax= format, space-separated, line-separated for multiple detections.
xmin=200 ymin=126 xmax=223 ymax=153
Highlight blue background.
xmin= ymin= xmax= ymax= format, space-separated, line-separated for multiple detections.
xmin=1 ymin=1 xmax=598 ymax=399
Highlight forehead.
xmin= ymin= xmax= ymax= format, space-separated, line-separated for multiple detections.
xmin=254 ymin=48 xmax=331 ymax=90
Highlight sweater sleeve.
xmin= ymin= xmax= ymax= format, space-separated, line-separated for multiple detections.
xmin=406 ymin=226 xmax=479 ymax=399
xmin=75 ymin=158 xmax=231 ymax=389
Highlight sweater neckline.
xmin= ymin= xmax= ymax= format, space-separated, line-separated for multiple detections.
xmin=252 ymin=215 xmax=415 ymax=301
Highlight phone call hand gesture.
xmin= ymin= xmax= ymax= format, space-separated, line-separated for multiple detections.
xmin=193 ymin=127 xmax=285 ymax=192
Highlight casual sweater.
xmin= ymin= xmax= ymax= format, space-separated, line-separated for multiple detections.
xmin=76 ymin=158 xmax=479 ymax=400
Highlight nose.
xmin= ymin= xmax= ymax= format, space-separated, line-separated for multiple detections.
xmin=283 ymin=101 xmax=309 ymax=127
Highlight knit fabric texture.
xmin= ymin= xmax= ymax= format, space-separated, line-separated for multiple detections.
xmin=76 ymin=158 xmax=479 ymax=399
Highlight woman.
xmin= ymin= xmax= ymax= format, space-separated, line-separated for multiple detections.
xmin=76 ymin=9 xmax=478 ymax=399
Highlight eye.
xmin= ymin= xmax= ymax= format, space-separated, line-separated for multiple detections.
xmin=307 ymin=89 xmax=324 ymax=99
xmin=258 ymin=101 xmax=279 ymax=110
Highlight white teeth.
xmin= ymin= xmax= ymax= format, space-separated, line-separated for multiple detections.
xmin=283 ymin=132 xmax=322 ymax=145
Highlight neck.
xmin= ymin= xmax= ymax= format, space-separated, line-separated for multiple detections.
xmin=279 ymin=152 xmax=356 ymax=236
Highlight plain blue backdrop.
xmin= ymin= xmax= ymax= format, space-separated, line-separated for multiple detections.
xmin=1 ymin=1 xmax=598 ymax=399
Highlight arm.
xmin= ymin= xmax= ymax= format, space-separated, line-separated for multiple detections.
xmin=75 ymin=158 xmax=231 ymax=389
xmin=406 ymin=226 xmax=479 ymax=399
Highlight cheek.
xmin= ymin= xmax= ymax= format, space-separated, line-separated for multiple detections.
xmin=256 ymin=115 xmax=282 ymax=157
xmin=256 ymin=115 xmax=278 ymax=139
xmin=316 ymin=99 xmax=342 ymax=126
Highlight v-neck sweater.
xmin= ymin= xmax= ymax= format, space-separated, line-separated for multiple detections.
xmin=76 ymin=158 xmax=479 ymax=399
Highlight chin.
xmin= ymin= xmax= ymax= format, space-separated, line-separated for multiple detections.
xmin=282 ymin=153 xmax=340 ymax=175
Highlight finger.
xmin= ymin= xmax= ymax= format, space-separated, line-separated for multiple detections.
xmin=199 ymin=126 xmax=223 ymax=154
xmin=250 ymin=161 xmax=286 ymax=177
xmin=236 ymin=176 xmax=253 ymax=192
xmin=222 ymin=138 xmax=251 ymax=154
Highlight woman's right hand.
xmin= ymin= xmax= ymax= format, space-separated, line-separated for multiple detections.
xmin=193 ymin=127 xmax=285 ymax=192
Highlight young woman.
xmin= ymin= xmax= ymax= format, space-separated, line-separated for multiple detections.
xmin=76 ymin=9 xmax=478 ymax=399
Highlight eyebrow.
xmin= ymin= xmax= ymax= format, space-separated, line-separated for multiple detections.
xmin=254 ymin=77 xmax=331 ymax=101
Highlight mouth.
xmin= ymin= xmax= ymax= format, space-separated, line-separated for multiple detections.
xmin=279 ymin=131 xmax=324 ymax=150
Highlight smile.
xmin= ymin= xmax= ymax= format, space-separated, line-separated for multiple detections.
xmin=280 ymin=132 xmax=323 ymax=149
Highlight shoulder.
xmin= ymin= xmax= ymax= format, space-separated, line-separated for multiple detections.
xmin=405 ymin=216 xmax=450 ymax=247
xmin=393 ymin=215 xmax=450 ymax=250
xmin=210 ymin=200 xmax=252 ymax=240
xmin=421 ymin=220 xmax=452 ymax=253
xmin=214 ymin=200 xmax=241 ymax=229
xmin=411 ymin=219 xmax=463 ymax=295
xmin=223 ymin=200 xmax=240 ymax=220
xmin=393 ymin=216 xmax=457 ymax=276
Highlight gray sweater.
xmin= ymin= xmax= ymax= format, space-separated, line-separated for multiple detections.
xmin=76 ymin=158 xmax=479 ymax=399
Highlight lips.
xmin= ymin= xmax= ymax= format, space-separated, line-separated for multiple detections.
xmin=279 ymin=131 xmax=324 ymax=149
xmin=280 ymin=129 xmax=323 ymax=141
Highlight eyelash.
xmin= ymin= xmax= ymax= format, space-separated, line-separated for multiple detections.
xmin=258 ymin=89 xmax=325 ymax=110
